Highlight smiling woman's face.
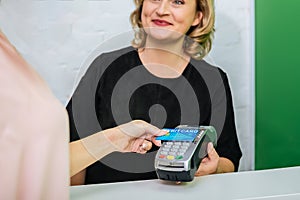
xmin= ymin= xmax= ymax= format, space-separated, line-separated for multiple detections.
xmin=141 ymin=0 xmax=202 ymax=41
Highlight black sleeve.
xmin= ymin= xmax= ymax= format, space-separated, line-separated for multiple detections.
xmin=214 ymin=69 xmax=242 ymax=171
xmin=65 ymin=52 xmax=110 ymax=143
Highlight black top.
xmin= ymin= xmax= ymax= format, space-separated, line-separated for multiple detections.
xmin=67 ymin=46 xmax=242 ymax=184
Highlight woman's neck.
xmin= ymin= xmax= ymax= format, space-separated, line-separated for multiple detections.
xmin=138 ymin=37 xmax=190 ymax=78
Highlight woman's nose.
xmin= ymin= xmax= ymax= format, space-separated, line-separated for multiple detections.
xmin=156 ymin=0 xmax=170 ymax=15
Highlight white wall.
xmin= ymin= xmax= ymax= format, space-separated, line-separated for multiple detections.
xmin=0 ymin=0 xmax=254 ymax=171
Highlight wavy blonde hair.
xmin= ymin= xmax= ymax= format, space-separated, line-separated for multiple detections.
xmin=130 ymin=0 xmax=215 ymax=60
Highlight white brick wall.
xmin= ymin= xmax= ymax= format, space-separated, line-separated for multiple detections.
xmin=0 ymin=0 xmax=135 ymax=103
xmin=0 ymin=0 xmax=254 ymax=171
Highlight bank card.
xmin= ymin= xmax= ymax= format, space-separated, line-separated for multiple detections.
xmin=156 ymin=128 xmax=199 ymax=141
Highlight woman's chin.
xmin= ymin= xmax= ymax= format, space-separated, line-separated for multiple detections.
xmin=145 ymin=27 xmax=183 ymax=42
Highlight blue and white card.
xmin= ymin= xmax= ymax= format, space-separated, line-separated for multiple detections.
xmin=156 ymin=128 xmax=199 ymax=141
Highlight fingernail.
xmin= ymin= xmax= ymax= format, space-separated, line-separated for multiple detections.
xmin=207 ymin=142 xmax=213 ymax=153
xmin=157 ymin=140 xmax=162 ymax=146
xmin=142 ymin=143 xmax=147 ymax=149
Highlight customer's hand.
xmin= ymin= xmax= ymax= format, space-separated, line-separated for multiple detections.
xmin=71 ymin=120 xmax=167 ymax=177
xmin=103 ymin=120 xmax=167 ymax=154
xmin=195 ymin=142 xmax=219 ymax=176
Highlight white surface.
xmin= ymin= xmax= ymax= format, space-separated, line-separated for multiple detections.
xmin=70 ymin=167 xmax=300 ymax=200
xmin=0 ymin=0 xmax=254 ymax=171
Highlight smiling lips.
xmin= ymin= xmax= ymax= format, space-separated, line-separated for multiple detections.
xmin=152 ymin=19 xmax=173 ymax=26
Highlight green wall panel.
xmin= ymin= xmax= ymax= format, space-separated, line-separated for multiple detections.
xmin=255 ymin=0 xmax=300 ymax=169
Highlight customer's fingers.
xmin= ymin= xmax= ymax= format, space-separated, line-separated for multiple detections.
xmin=141 ymin=140 xmax=152 ymax=151
xmin=136 ymin=140 xmax=153 ymax=154
xmin=131 ymin=137 xmax=144 ymax=152
xmin=118 ymin=120 xmax=160 ymax=138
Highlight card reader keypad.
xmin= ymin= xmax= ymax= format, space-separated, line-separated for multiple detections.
xmin=159 ymin=141 xmax=191 ymax=160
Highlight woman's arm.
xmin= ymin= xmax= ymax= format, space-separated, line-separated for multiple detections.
xmin=195 ymin=142 xmax=235 ymax=176
xmin=216 ymin=157 xmax=235 ymax=173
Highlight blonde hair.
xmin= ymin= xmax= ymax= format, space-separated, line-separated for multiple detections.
xmin=130 ymin=0 xmax=215 ymax=60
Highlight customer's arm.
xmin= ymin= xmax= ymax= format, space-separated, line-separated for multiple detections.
xmin=0 ymin=30 xmax=70 ymax=199
xmin=70 ymin=131 xmax=116 ymax=178
xmin=70 ymin=120 xmax=166 ymax=184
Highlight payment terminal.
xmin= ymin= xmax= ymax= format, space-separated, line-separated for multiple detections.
xmin=154 ymin=125 xmax=217 ymax=182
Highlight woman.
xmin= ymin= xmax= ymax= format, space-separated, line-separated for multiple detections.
xmin=68 ymin=0 xmax=242 ymax=185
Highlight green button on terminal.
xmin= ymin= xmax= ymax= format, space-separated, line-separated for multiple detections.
xmin=176 ymin=155 xmax=183 ymax=160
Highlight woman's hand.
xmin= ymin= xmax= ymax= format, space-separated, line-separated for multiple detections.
xmin=195 ymin=142 xmax=220 ymax=176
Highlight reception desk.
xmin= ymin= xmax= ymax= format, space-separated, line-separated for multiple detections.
xmin=70 ymin=166 xmax=300 ymax=200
